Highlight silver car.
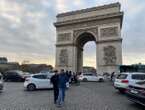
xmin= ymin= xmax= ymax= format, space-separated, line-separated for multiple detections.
xmin=79 ymin=73 xmax=104 ymax=82
xmin=0 ymin=73 xmax=4 ymax=90
xmin=114 ymin=72 xmax=145 ymax=93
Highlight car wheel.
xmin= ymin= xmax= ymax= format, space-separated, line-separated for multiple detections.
xmin=83 ymin=78 xmax=88 ymax=82
xmin=27 ymin=84 xmax=36 ymax=91
xmin=98 ymin=78 xmax=104 ymax=82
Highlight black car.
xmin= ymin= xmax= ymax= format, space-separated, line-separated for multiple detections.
xmin=126 ymin=81 xmax=145 ymax=106
xmin=3 ymin=70 xmax=25 ymax=82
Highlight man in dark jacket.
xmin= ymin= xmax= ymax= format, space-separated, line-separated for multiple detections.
xmin=50 ymin=70 xmax=59 ymax=104
xmin=57 ymin=69 xmax=68 ymax=106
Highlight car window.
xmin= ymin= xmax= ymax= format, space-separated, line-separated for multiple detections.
xmin=83 ymin=74 xmax=93 ymax=76
xmin=6 ymin=72 xmax=17 ymax=76
xmin=33 ymin=75 xmax=47 ymax=79
xmin=132 ymin=74 xmax=145 ymax=80
xmin=117 ymin=74 xmax=127 ymax=79
xmin=0 ymin=75 xmax=1 ymax=79
xmin=5 ymin=72 xmax=11 ymax=75
xmin=47 ymin=74 xmax=53 ymax=79
xmin=12 ymin=72 xmax=19 ymax=76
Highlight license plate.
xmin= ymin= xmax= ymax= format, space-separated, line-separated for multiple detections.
xmin=131 ymin=90 xmax=138 ymax=94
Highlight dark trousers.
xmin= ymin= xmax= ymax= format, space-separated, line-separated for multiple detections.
xmin=54 ymin=88 xmax=59 ymax=104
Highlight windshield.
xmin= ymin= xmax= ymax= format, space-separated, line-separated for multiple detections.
xmin=117 ymin=74 xmax=127 ymax=79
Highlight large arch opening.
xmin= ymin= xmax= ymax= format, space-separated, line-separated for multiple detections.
xmin=83 ymin=42 xmax=96 ymax=73
xmin=75 ymin=32 xmax=96 ymax=72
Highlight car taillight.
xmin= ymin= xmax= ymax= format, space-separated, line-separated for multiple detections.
xmin=121 ymin=80 xmax=129 ymax=83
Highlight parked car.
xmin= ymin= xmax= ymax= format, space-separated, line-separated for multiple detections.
xmin=23 ymin=72 xmax=31 ymax=79
xmin=3 ymin=70 xmax=26 ymax=82
xmin=39 ymin=71 xmax=54 ymax=77
xmin=0 ymin=73 xmax=4 ymax=91
xmin=103 ymin=72 xmax=110 ymax=80
xmin=126 ymin=81 xmax=145 ymax=106
xmin=114 ymin=72 xmax=145 ymax=93
xmin=24 ymin=74 xmax=53 ymax=91
xmin=78 ymin=73 xmax=104 ymax=82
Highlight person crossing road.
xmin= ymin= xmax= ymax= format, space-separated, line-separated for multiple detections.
xmin=50 ymin=70 xmax=59 ymax=104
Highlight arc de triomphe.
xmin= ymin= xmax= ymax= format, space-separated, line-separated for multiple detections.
xmin=54 ymin=3 xmax=123 ymax=74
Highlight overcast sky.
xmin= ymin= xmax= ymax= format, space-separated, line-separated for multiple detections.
xmin=0 ymin=0 xmax=145 ymax=67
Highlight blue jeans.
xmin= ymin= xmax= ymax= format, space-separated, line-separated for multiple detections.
xmin=57 ymin=88 xmax=66 ymax=105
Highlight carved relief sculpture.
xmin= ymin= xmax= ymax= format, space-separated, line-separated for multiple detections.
xmin=73 ymin=27 xmax=98 ymax=41
xmin=100 ymin=27 xmax=118 ymax=37
xmin=59 ymin=49 xmax=68 ymax=66
xmin=57 ymin=33 xmax=71 ymax=42
xmin=103 ymin=46 xmax=116 ymax=65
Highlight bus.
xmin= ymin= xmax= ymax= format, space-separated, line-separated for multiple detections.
xmin=119 ymin=64 xmax=145 ymax=73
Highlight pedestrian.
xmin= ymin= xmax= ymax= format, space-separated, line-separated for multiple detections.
xmin=68 ymin=71 xmax=72 ymax=84
xmin=111 ymin=72 xmax=115 ymax=81
xmin=50 ymin=70 xmax=59 ymax=104
xmin=65 ymin=70 xmax=70 ymax=88
xmin=57 ymin=69 xmax=68 ymax=107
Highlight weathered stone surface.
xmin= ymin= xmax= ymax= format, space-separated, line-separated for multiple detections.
xmin=55 ymin=3 xmax=121 ymax=24
xmin=73 ymin=27 xmax=98 ymax=42
xmin=100 ymin=27 xmax=118 ymax=37
xmin=59 ymin=49 xmax=68 ymax=66
xmin=57 ymin=33 xmax=71 ymax=42
xmin=103 ymin=46 xmax=117 ymax=65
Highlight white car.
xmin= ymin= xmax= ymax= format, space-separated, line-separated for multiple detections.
xmin=79 ymin=73 xmax=104 ymax=82
xmin=0 ymin=73 xmax=4 ymax=91
xmin=24 ymin=74 xmax=53 ymax=91
xmin=114 ymin=72 xmax=145 ymax=93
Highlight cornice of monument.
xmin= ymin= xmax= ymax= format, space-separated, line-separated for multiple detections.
xmin=54 ymin=12 xmax=123 ymax=28
xmin=56 ymin=2 xmax=121 ymax=17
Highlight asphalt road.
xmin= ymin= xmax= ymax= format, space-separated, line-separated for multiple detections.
xmin=0 ymin=81 xmax=144 ymax=110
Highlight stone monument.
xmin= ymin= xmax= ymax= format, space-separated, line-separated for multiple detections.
xmin=54 ymin=2 xmax=123 ymax=74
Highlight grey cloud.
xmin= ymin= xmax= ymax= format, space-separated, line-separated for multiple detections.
xmin=122 ymin=5 xmax=145 ymax=54
xmin=0 ymin=0 xmax=56 ymax=58
xmin=0 ymin=0 xmax=145 ymax=65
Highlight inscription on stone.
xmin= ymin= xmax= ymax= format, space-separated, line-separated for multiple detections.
xmin=100 ymin=27 xmax=118 ymax=37
xmin=58 ymin=33 xmax=71 ymax=42
xmin=59 ymin=49 xmax=68 ymax=66
xmin=103 ymin=46 xmax=116 ymax=65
